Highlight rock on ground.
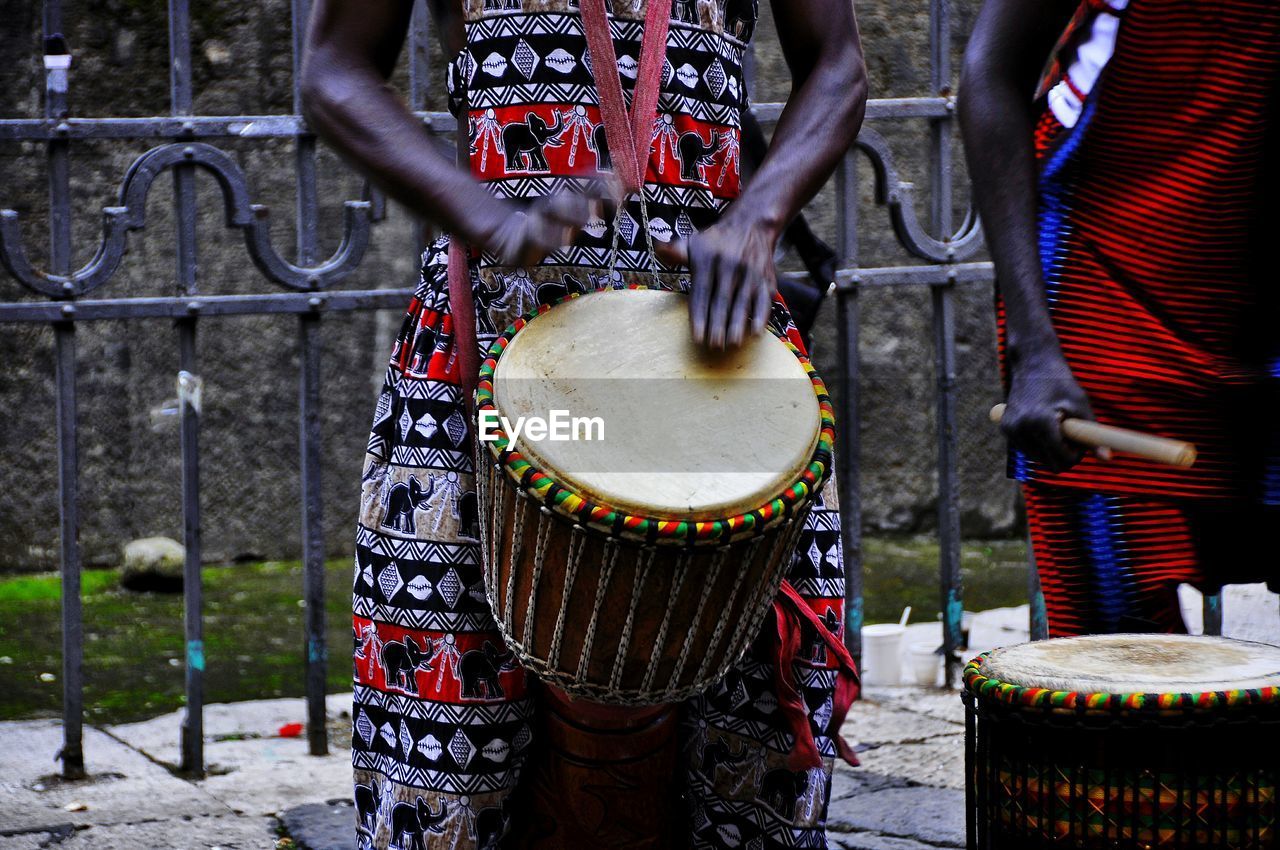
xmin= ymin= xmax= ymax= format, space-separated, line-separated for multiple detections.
xmin=119 ymin=537 xmax=187 ymax=593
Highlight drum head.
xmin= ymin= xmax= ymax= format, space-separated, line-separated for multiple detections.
xmin=980 ymin=634 xmax=1280 ymax=695
xmin=489 ymin=289 xmax=821 ymax=520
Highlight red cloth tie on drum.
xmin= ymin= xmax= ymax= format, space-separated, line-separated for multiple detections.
xmin=770 ymin=580 xmax=860 ymax=770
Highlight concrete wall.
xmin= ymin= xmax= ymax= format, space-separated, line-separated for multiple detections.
xmin=0 ymin=0 xmax=1016 ymax=573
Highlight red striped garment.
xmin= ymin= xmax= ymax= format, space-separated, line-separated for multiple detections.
xmin=997 ymin=0 xmax=1280 ymax=632
xmin=1010 ymin=0 xmax=1280 ymax=501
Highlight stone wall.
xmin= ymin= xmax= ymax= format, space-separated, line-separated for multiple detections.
xmin=0 ymin=0 xmax=1017 ymax=573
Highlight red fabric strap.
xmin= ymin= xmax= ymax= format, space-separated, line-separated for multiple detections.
xmin=579 ymin=0 xmax=672 ymax=195
xmin=770 ymin=579 xmax=861 ymax=770
xmin=448 ymin=237 xmax=479 ymax=414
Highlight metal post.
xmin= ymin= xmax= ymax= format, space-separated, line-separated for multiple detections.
xmin=169 ymin=0 xmax=205 ymax=777
xmin=44 ymin=0 xmax=85 ymax=781
xmin=1027 ymin=528 xmax=1048 ymax=640
xmin=929 ymin=0 xmax=963 ymax=686
xmin=834 ymin=152 xmax=863 ymax=667
xmin=408 ymin=0 xmax=435 ymax=256
xmin=293 ymin=0 xmax=328 ymax=756
xmin=1203 ymin=593 xmax=1223 ymax=636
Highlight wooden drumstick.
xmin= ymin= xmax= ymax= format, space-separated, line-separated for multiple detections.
xmin=989 ymin=403 xmax=1197 ymax=468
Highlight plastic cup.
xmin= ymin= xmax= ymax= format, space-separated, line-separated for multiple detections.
xmin=861 ymin=623 xmax=906 ymax=686
xmin=907 ymin=641 xmax=941 ymax=687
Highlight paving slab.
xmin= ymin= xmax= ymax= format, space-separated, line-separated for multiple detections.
xmin=842 ymin=699 xmax=962 ymax=747
xmin=848 ymin=737 xmax=964 ymax=791
xmin=108 ymin=695 xmax=354 ymax=817
xmin=0 ymin=720 xmax=230 ymax=832
xmin=826 ymin=786 xmax=965 ymax=848
xmin=829 ymin=765 xmax=913 ymax=802
xmin=108 ymin=694 xmax=353 ymax=766
xmin=860 ymin=688 xmax=966 ymax=726
xmin=279 ymin=801 xmax=357 ymax=850
xmin=0 ymin=814 xmax=275 ymax=850
xmin=829 ymin=832 xmax=956 ymax=850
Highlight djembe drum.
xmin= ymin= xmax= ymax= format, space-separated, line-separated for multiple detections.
xmin=473 ymin=287 xmax=835 ymax=848
xmin=964 ymin=634 xmax=1280 ymax=849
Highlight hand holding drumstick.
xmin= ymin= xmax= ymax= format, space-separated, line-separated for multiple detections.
xmin=989 ymin=404 xmax=1196 ymax=469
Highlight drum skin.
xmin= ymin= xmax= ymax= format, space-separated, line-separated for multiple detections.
xmin=963 ymin=635 xmax=1280 ymax=850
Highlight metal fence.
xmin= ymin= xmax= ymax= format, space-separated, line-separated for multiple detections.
xmin=0 ymin=0 xmax=1077 ymax=780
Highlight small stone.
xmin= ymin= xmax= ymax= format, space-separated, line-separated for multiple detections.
xmin=64 ymin=801 xmax=88 ymax=812
xmin=0 ymin=655 xmax=13 ymax=664
xmin=204 ymin=40 xmax=233 ymax=67
xmin=39 ymin=672 xmax=56 ymax=682
xmin=121 ymin=537 xmax=186 ymax=593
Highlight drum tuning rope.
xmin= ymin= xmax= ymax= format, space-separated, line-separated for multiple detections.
xmin=604 ymin=186 xmax=665 ymax=292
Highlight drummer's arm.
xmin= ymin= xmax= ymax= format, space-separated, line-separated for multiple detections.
xmin=958 ymin=0 xmax=1102 ymax=471
xmin=674 ymin=0 xmax=867 ymax=349
xmin=300 ymin=0 xmax=590 ymax=264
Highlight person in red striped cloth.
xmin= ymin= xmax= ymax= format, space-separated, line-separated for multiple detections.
xmin=959 ymin=0 xmax=1280 ymax=636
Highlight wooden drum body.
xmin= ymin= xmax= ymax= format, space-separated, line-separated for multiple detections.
xmin=964 ymin=635 xmax=1280 ymax=850
xmin=473 ymin=287 xmax=835 ymax=706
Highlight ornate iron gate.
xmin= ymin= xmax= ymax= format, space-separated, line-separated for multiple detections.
xmin=0 ymin=0 xmax=1019 ymax=780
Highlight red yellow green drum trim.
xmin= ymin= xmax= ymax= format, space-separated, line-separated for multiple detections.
xmin=963 ymin=651 xmax=1280 ymax=715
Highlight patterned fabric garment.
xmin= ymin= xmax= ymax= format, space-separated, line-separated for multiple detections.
xmin=996 ymin=0 xmax=1280 ymax=627
xmin=351 ymin=1 xmax=849 ymax=848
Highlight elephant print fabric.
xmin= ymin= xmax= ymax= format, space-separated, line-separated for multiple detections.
xmin=352 ymin=0 xmax=849 ymax=847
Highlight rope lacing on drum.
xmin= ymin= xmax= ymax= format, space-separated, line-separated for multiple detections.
xmin=604 ymin=187 xmax=664 ymax=292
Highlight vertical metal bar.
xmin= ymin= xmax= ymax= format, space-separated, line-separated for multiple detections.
xmin=931 ymin=279 xmax=963 ymax=685
xmin=169 ymin=0 xmax=205 ymax=777
xmin=1202 ymin=592 xmax=1222 ymax=636
xmin=44 ymin=0 xmax=85 ymax=781
xmin=834 ymin=152 xmax=863 ymax=667
xmin=929 ymin=0 xmax=963 ymax=686
xmin=408 ymin=0 xmax=436 ymax=254
xmin=408 ymin=0 xmax=432 ymax=112
xmin=1027 ymin=527 xmax=1048 ymax=640
xmin=293 ymin=0 xmax=328 ymax=756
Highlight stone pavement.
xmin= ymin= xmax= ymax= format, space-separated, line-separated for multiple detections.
xmin=4 ymin=590 xmax=1274 ymax=849
xmin=0 ymin=685 xmax=969 ymax=850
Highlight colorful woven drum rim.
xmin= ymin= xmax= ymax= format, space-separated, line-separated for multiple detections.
xmin=475 ymin=286 xmax=836 ymax=546
xmin=963 ymin=651 xmax=1280 ymax=715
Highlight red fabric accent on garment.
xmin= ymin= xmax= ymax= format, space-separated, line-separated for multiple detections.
xmin=579 ymin=0 xmax=671 ymax=195
xmin=770 ymin=580 xmax=860 ymax=770
xmin=353 ymin=616 xmax=530 ymax=704
xmin=469 ymin=105 xmax=740 ymax=197
xmin=448 ymin=239 xmax=479 ymax=411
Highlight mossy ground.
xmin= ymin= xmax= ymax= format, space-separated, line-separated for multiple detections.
xmin=0 ymin=560 xmax=355 ymax=725
xmin=0 ymin=537 xmax=1028 ymax=724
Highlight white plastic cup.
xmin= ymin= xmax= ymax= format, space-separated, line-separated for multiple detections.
xmin=861 ymin=623 xmax=906 ymax=686
xmin=907 ymin=641 xmax=941 ymax=687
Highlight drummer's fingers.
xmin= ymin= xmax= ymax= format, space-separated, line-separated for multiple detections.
xmin=750 ymin=274 xmax=773 ymax=337
xmin=725 ymin=278 xmax=751 ymax=348
xmin=707 ymin=255 xmax=744 ymax=350
xmin=686 ymin=239 xmax=713 ymax=345
xmin=727 ymin=257 xmax=767 ymax=347
xmin=538 ymin=194 xmax=591 ymax=243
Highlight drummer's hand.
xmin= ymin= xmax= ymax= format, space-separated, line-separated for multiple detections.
xmin=658 ymin=215 xmax=777 ymax=349
xmin=1003 ymin=348 xmax=1110 ymax=471
xmin=484 ymin=193 xmax=598 ymax=267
